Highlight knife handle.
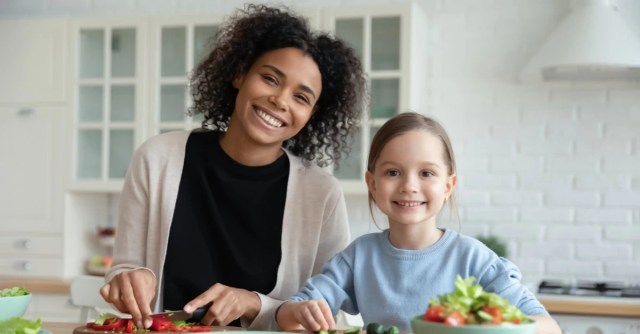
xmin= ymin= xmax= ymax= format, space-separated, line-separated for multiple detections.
xmin=188 ymin=302 xmax=212 ymax=323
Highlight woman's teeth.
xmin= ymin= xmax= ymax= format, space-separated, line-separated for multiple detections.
xmin=256 ymin=109 xmax=283 ymax=127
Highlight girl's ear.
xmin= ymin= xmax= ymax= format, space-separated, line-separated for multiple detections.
xmin=365 ymin=170 xmax=376 ymax=197
xmin=445 ymin=174 xmax=457 ymax=197
xmin=232 ymin=74 xmax=244 ymax=89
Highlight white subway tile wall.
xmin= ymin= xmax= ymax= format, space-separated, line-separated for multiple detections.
xmin=1 ymin=0 xmax=638 ymax=285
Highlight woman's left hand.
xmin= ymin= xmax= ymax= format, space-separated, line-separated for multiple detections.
xmin=184 ymin=283 xmax=261 ymax=326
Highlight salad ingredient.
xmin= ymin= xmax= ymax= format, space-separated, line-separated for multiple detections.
xmin=343 ymin=327 xmax=361 ymax=334
xmin=384 ymin=325 xmax=399 ymax=334
xmin=0 ymin=287 xmax=30 ymax=297
xmin=423 ymin=275 xmax=531 ymax=325
xmin=0 ymin=317 xmax=41 ymax=334
xmin=86 ymin=313 xmax=214 ymax=333
xmin=366 ymin=323 xmax=384 ymax=334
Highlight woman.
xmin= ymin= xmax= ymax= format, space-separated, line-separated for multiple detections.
xmin=100 ymin=4 xmax=366 ymax=330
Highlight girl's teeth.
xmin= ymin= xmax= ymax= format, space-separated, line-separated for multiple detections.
xmin=256 ymin=109 xmax=283 ymax=127
xmin=397 ymin=202 xmax=422 ymax=207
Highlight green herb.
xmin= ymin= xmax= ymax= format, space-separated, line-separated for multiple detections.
xmin=0 ymin=317 xmax=41 ymax=334
xmin=0 ymin=287 xmax=30 ymax=297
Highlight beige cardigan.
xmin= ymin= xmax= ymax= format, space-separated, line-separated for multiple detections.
xmin=106 ymin=130 xmax=351 ymax=329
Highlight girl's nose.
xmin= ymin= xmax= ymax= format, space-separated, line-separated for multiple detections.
xmin=400 ymin=175 xmax=419 ymax=193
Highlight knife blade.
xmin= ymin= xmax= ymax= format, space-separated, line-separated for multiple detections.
xmin=150 ymin=303 xmax=210 ymax=323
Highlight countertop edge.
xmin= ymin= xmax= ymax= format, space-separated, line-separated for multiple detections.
xmin=0 ymin=277 xmax=72 ymax=294
xmin=539 ymin=295 xmax=640 ymax=317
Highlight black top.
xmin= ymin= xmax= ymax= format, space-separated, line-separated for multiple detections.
xmin=163 ymin=131 xmax=289 ymax=323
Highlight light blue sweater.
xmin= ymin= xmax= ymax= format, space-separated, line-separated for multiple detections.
xmin=290 ymin=229 xmax=548 ymax=331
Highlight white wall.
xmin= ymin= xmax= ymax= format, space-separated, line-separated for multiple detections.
xmin=2 ymin=0 xmax=638 ymax=286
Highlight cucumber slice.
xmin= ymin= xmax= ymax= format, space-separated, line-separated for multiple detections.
xmin=366 ymin=323 xmax=384 ymax=334
xmin=385 ymin=326 xmax=399 ymax=334
xmin=343 ymin=327 xmax=361 ymax=334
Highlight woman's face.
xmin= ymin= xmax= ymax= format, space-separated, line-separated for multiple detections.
xmin=365 ymin=130 xmax=456 ymax=228
xmin=230 ymin=47 xmax=322 ymax=149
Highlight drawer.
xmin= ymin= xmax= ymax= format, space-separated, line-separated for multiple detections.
xmin=0 ymin=257 xmax=62 ymax=278
xmin=0 ymin=235 xmax=62 ymax=255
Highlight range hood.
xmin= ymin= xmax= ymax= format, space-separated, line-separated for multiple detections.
xmin=520 ymin=0 xmax=640 ymax=82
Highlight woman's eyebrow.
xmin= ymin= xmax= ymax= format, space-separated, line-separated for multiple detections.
xmin=261 ymin=64 xmax=317 ymax=99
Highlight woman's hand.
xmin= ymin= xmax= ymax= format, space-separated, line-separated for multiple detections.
xmin=276 ymin=300 xmax=335 ymax=331
xmin=184 ymin=283 xmax=261 ymax=326
xmin=100 ymin=269 xmax=157 ymax=329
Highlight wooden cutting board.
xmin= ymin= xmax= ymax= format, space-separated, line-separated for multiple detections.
xmin=72 ymin=325 xmax=244 ymax=334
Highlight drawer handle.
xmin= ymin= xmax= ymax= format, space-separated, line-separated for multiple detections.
xmin=20 ymin=261 xmax=33 ymax=271
xmin=21 ymin=239 xmax=33 ymax=250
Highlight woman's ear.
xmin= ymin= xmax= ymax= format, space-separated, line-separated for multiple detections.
xmin=232 ymin=74 xmax=244 ymax=89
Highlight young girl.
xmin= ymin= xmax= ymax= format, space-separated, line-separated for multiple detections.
xmin=276 ymin=112 xmax=561 ymax=334
xmin=100 ymin=4 xmax=366 ymax=330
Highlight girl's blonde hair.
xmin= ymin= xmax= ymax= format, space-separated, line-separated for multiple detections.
xmin=366 ymin=112 xmax=459 ymax=225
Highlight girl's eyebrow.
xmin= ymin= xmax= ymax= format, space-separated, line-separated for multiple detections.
xmin=261 ymin=64 xmax=317 ymax=99
xmin=377 ymin=160 xmax=442 ymax=168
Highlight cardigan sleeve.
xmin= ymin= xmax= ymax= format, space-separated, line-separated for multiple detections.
xmin=105 ymin=142 xmax=153 ymax=283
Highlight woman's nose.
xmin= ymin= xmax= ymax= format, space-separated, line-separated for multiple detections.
xmin=268 ymin=94 xmax=287 ymax=111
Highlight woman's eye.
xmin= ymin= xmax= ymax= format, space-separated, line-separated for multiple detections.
xmin=295 ymin=94 xmax=310 ymax=104
xmin=262 ymin=75 xmax=277 ymax=85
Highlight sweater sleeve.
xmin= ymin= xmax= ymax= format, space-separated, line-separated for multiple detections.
xmin=105 ymin=142 xmax=152 ymax=283
xmin=477 ymin=257 xmax=549 ymax=316
xmin=290 ymin=251 xmax=358 ymax=316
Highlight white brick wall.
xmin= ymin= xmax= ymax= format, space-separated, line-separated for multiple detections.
xmin=1 ymin=0 xmax=638 ymax=285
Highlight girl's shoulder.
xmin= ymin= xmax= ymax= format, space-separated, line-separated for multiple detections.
xmin=442 ymin=229 xmax=496 ymax=255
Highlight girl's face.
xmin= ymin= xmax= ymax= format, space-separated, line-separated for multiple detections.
xmin=231 ymin=47 xmax=322 ymax=149
xmin=365 ymin=130 xmax=456 ymax=228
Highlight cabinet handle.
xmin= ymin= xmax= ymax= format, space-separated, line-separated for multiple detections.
xmin=18 ymin=108 xmax=35 ymax=117
xmin=19 ymin=261 xmax=33 ymax=271
xmin=21 ymin=239 xmax=33 ymax=250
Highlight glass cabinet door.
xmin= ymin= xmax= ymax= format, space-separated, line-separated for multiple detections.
xmin=75 ymin=26 xmax=138 ymax=182
xmin=331 ymin=13 xmax=402 ymax=183
xmin=155 ymin=23 xmax=218 ymax=134
xmin=325 ymin=4 xmax=427 ymax=193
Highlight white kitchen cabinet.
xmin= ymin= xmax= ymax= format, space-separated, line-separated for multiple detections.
xmin=69 ymin=20 xmax=146 ymax=191
xmin=0 ymin=19 xmax=67 ymax=104
xmin=323 ymin=3 xmax=428 ymax=193
xmin=0 ymin=106 xmax=65 ymax=278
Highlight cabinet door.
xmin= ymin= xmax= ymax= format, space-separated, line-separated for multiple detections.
xmin=0 ymin=107 xmax=63 ymax=233
xmin=0 ymin=19 xmax=66 ymax=104
xmin=323 ymin=4 xmax=427 ymax=193
xmin=150 ymin=16 xmax=224 ymax=135
xmin=72 ymin=23 xmax=143 ymax=187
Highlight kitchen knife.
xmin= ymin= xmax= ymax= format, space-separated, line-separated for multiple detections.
xmin=150 ymin=303 xmax=210 ymax=323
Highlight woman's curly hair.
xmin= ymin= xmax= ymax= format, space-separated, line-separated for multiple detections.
xmin=188 ymin=4 xmax=367 ymax=167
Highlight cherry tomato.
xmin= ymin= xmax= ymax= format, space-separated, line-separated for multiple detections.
xmin=443 ymin=311 xmax=465 ymax=326
xmin=423 ymin=306 xmax=445 ymax=322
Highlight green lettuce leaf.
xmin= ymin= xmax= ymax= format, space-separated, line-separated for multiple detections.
xmin=0 ymin=317 xmax=41 ymax=334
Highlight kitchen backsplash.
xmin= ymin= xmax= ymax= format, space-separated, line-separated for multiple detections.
xmin=2 ymin=0 xmax=638 ymax=285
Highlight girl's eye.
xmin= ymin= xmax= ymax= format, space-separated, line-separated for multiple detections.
xmin=421 ymin=170 xmax=434 ymax=177
xmin=385 ymin=170 xmax=400 ymax=177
